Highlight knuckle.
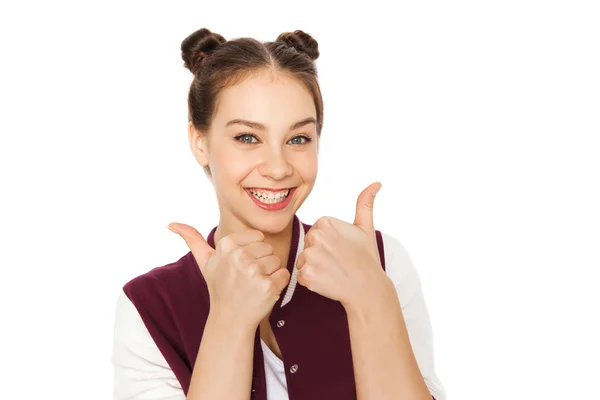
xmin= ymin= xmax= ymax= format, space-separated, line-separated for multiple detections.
xmin=236 ymin=247 xmax=251 ymax=260
xmin=229 ymin=248 xmax=249 ymax=265
xmin=305 ymin=231 xmax=319 ymax=246
xmin=302 ymin=263 xmax=312 ymax=276
xmin=270 ymin=269 xmax=289 ymax=292
xmin=318 ymin=216 xmax=333 ymax=226
xmin=313 ymin=218 xmax=323 ymax=229
xmin=217 ymin=236 xmax=234 ymax=252
xmin=303 ymin=264 xmax=317 ymax=282
xmin=263 ymin=243 xmax=274 ymax=255
xmin=246 ymin=262 xmax=260 ymax=275
xmin=269 ymin=255 xmax=282 ymax=269
xmin=298 ymin=263 xmax=308 ymax=278
xmin=297 ymin=267 xmax=309 ymax=286
xmin=301 ymin=247 xmax=314 ymax=261
xmin=363 ymin=202 xmax=375 ymax=210
xmin=311 ymin=229 xmax=324 ymax=242
xmin=250 ymin=229 xmax=264 ymax=241
xmin=262 ymin=278 xmax=274 ymax=294
xmin=303 ymin=234 xmax=312 ymax=247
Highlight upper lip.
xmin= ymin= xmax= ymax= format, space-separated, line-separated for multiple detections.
xmin=246 ymin=187 xmax=294 ymax=191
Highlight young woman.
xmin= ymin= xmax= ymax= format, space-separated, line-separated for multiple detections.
xmin=112 ymin=28 xmax=446 ymax=400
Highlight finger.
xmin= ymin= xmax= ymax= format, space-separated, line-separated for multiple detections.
xmin=353 ymin=181 xmax=382 ymax=235
xmin=269 ymin=267 xmax=291 ymax=294
xmin=303 ymin=228 xmax=321 ymax=248
xmin=167 ymin=222 xmax=214 ymax=271
xmin=311 ymin=216 xmax=334 ymax=231
xmin=215 ymin=229 xmax=265 ymax=255
xmin=255 ymin=254 xmax=283 ymax=276
xmin=226 ymin=230 xmax=265 ymax=247
xmin=296 ymin=247 xmax=328 ymax=271
xmin=296 ymin=263 xmax=312 ymax=290
xmin=239 ymin=241 xmax=274 ymax=260
xmin=296 ymin=249 xmax=307 ymax=270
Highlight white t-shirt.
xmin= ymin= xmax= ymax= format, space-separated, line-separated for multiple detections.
xmin=112 ymin=229 xmax=447 ymax=400
xmin=260 ymin=338 xmax=289 ymax=398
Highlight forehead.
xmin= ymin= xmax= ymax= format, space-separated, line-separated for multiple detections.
xmin=213 ymin=70 xmax=316 ymax=129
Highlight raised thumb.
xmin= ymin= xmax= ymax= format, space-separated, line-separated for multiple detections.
xmin=353 ymin=182 xmax=381 ymax=234
xmin=167 ymin=222 xmax=214 ymax=272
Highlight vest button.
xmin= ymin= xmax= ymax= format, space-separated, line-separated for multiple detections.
xmin=290 ymin=364 xmax=299 ymax=373
xmin=277 ymin=320 xmax=285 ymax=328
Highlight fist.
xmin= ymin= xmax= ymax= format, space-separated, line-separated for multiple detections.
xmin=167 ymin=223 xmax=291 ymax=327
xmin=296 ymin=182 xmax=390 ymax=309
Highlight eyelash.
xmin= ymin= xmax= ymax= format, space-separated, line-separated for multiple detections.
xmin=234 ymin=134 xmax=313 ymax=145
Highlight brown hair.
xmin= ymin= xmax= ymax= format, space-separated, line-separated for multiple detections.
xmin=181 ymin=28 xmax=324 ymax=175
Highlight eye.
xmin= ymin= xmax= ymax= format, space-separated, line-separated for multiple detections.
xmin=288 ymin=135 xmax=312 ymax=145
xmin=234 ymin=133 xmax=259 ymax=144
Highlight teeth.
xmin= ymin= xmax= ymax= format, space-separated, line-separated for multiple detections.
xmin=249 ymin=189 xmax=290 ymax=204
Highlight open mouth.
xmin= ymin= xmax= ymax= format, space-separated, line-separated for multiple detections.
xmin=246 ymin=188 xmax=292 ymax=204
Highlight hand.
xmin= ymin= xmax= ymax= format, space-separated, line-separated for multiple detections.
xmin=167 ymin=223 xmax=291 ymax=329
xmin=296 ymin=182 xmax=392 ymax=309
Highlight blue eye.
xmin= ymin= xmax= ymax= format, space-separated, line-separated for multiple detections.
xmin=234 ymin=134 xmax=258 ymax=144
xmin=289 ymin=135 xmax=312 ymax=145
xmin=234 ymin=134 xmax=313 ymax=145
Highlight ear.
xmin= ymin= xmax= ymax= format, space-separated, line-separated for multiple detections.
xmin=188 ymin=121 xmax=210 ymax=167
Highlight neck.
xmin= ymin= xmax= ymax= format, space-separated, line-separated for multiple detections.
xmin=212 ymin=214 xmax=295 ymax=267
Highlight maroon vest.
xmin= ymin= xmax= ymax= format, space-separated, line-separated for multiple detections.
xmin=123 ymin=214 xmax=388 ymax=399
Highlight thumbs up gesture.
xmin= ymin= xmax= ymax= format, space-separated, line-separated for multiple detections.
xmin=167 ymin=223 xmax=291 ymax=328
xmin=296 ymin=182 xmax=391 ymax=310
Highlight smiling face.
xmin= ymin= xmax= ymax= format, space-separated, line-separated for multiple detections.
xmin=189 ymin=69 xmax=319 ymax=235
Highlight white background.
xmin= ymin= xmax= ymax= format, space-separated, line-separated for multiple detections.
xmin=1 ymin=1 xmax=598 ymax=399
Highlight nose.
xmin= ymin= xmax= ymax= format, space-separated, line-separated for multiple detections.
xmin=257 ymin=146 xmax=293 ymax=180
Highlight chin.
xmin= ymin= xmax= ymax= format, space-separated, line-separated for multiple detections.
xmin=242 ymin=211 xmax=295 ymax=235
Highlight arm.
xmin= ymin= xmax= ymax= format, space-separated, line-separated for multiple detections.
xmin=112 ymin=290 xmax=185 ymax=400
xmin=344 ymin=232 xmax=446 ymax=400
xmin=111 ymin=289 xmax=257 ymax=400
xmin=345 ymin=281 xmax=433 ymax=400
xmin=186 ymin=310 xmax=256 ymax=400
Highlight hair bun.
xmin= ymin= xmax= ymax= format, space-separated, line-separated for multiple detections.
xmin=181 ymin=28 xmax=226 ymax=75
xmin=276 ymin=30 xmax=319 ymax=61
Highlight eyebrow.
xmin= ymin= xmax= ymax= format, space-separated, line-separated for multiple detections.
xmin=225 ymin=117 xmax=316 ymax=131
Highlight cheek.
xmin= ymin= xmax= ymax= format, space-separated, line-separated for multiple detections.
xmin=295 ymin=152 xmax=318 ymax=183
xmin=210 ymin=148 xmax=255 ymax=184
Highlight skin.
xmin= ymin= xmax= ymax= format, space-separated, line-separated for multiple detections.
xmin=296 ymin=195 xmax=433 ymax=399
xmin=172 ymin=69 xmax=319 ymax=399
xmin=190 ymin=68 xmax=319 ymax=360
xmin=168 ymin=68 xmax=432 ymax=399
xmin=191 ymin=68 xmax=319 ymax=247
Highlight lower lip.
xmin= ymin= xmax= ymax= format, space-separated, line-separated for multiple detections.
xmin=245 ymin=187 xmax=296 ymax=211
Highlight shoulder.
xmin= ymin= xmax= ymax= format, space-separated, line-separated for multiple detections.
xmin=112 ymin=289 xmax=185 ymax=399
xmin=123 ymin=251 xmax=205 ymax=305
xmin=378 ymin=230 xmax=418 ymax=282
xmin=377 ymin=231 xmax=447 ymax=399
xmin=378 ymin=230 xmax=423 ymax=306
